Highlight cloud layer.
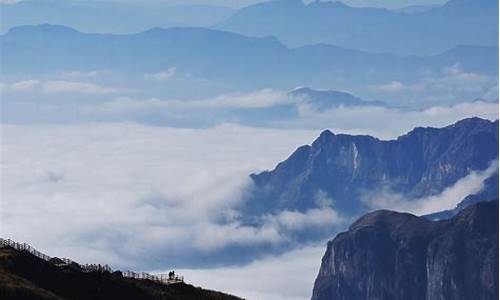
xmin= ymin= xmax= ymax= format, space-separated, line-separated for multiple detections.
xmin=178 ymin=244 xmax=326 ymax=300
xmin=3 ymin=83 xmax=497 ymax=139
xmin=370 ymin=64 xmax=498 ymax=106
xmin=1 ymin=123 xmax=322 ymax=268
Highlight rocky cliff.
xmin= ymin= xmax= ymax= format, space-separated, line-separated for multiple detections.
xmin=248 ymin=117 xmax=499 ymax=216
xmin=311 ymin=201 xmax=499 ymax=300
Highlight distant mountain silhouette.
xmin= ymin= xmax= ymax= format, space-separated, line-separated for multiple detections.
xmin=289 ymin=87 xmax=387 ymax=109
xmin=2 ymin=25 xmax=497 ymax=92
xmin=246 ymin=117 xmax=499 ymax=216
xmin=0 ymin=0 xmax=234 ymax=33
xmin=312 ymin=200 xmax=499 ymax=300
xmin=216 ymin=0 xmax=498 ymax=55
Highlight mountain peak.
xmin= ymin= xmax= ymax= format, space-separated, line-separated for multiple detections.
xmin=310 ymin=129 xmax=336 ymax=148
xmin=248 ymin=118 xmax=498 ymax=215
xmin=319 ymin=129 xmax=335 ymax=139
xmin=452 ymin=116 xmax=495 ymax=127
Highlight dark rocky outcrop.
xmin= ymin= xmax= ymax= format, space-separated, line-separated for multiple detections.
xmin=311 ymin=201 xmax=499 ymax=300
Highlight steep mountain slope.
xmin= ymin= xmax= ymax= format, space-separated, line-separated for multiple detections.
xmin=247 ymin=117 xmax=499 ymax=216
xmin=312 ymin=201 xmax=499 ymax=300
xmin=0 ymin=245 xmax=241 ymax=300
xmin=216 ymin=0 xmax=498 ymax=55
xmin=1 ymin=25 xmax=497 ymax=92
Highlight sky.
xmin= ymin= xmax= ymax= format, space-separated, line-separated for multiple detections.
xmin=0 ymin=0 xmax=449 ymax=9
xmin=120 ymin=0 xmax=448 ymax=9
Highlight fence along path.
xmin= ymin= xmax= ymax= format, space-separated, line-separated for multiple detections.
xmin=0 ymin=238 xmax=184 ymax=285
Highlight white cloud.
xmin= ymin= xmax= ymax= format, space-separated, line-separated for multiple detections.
xmin=8 ymin=79 xmax=41 ymax=92
xmin=263 ymin=208 xmax=345 ymax=232
xmin=192 ymin=222 xmax=284 ymax=252
xmin=206 ymin=89 xmax=291 ymax=108
xmin=363 ymin=160 xmax=499 ymax=215
xmin=177 ymin=244 xmax=326 ymax=300
xmin=42 ymin=81 xmax=117 ymax=94
xmin=0 ymin=123 xmax=319 ymax=267
xmin=375 ymin=81 xmax=407 ymax=93
xmin=188 ymin=207 xmax=346 ymax=252
xmin=286 ymin=100 xmax=498 ymax=139
xmin=2 ymin=80 xmax=117 ymax=94
xmin=87 ymin=89 xmax=291 ymax=115
xmin=371 ymin=64 xmax=498 ymax=105
xmin=75 ymin=91 xmax=499 ymax=140
xmin=144 ymin=68 xmax=176 ymax=81
xmin=60 ymin=70 xmax=108 ymax=78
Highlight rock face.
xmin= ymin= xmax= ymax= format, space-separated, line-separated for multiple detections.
xmin=248 ymin=117 xmax=499 ymax=216
xmin=311 ymin=201 xmax=499 ymax=300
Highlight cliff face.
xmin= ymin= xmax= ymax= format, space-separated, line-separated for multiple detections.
xmin=248 ymin=118 xmax=499 ymax=216
xmin=311 ymin=201 xmax=499 ymax=300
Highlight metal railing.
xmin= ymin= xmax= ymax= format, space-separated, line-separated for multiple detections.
xmin=0 ymin=238 xmax=183 ymax=285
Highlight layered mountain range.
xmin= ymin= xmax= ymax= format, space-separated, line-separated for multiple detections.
xmin=312 ymin=200 xmax=498 ymax=300
xmin=217 ymin=0 xmax=499 ymax=55
xmin=3 ymin=0 xmax=497 ymax=56
xmin=246 ymin=117 xmax=499 ymax=217
xmin=2 ymin=24 xmax=497 ymax=93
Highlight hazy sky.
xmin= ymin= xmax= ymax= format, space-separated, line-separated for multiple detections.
xmin=111 ymin=0 xmax=448 ymax=9
xmin=1 ymin=0 xmax=449 ymax=9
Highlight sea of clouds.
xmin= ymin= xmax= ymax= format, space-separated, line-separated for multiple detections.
xmin=1 ymin=73 xmax=498 ymax=298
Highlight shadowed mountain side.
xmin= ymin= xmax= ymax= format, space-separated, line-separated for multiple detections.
xmin=312 ymin=200 xmax=499 ymax=300
xmin=247 ymin=117 xmax=499 ymax=216
xmin=0 ymin=246 xmax=242 ymax=300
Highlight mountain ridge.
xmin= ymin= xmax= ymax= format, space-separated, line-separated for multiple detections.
xmin=2 ymin=24 xmax=497 ymax=96
xmin=216 ymin=0 xmax=498 ymax=55
xmin=247 ymin=117 xmax=499 ymax=217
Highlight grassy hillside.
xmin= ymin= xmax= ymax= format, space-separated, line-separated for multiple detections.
xmin=0 ymin=246 xmax=242 ymax=300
